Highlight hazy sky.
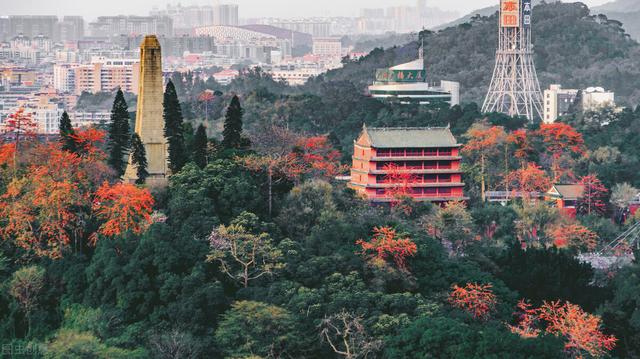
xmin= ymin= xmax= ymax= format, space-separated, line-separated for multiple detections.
xmin=1 ymin=0 xmax=612 ymax=20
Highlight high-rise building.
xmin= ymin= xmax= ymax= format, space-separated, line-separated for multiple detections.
xmin=89 ymin=16 xmax=173 ymax=38
xmin=151 ymin=4 xmax=215 ymax=30
xmin=312 ymin=37 xmax=342 ymax=58
xmin=57 ymin=16 xmax=85 ymax=41
xmin=349 ymin=125 xmax=466 ymax=203
xmin=543 ymin=84 xmax=579 ymax=123
xmin=54 ymin=58 xmax=140 ymax=95
xmin=482 ymin=0 xmax=543 ymax=121
xmin=7 ymin=16 xmax=58 ymax=41
xmin=214 ymin=4 xmax=239 ymax=26
xmin=124 ymin=35 xmax=168 ymax=185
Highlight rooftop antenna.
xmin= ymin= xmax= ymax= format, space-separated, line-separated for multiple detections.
xmin=419 ymin=36 xmax=424 ymax=60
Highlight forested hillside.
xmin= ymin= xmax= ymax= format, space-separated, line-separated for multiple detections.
xmin=314 ymin=2 xmax=640 ymax=105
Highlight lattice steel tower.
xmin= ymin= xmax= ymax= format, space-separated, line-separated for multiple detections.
xmin=482 ymin=0 xmax=543 ymax=121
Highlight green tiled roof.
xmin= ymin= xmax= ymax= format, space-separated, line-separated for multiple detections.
xmin=363 ymin=126 xmax=459 ymax=148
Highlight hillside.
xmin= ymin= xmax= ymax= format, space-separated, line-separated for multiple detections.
xmin=593 ymin=0 xmax=640 ymax=40
xmin=310 ymin=2 xmax=640 ymax=105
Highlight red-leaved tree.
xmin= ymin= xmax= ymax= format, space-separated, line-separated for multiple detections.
xmin=448 ymin=283 xmax=497 ymax=320
xmin=91 ymin=182 xmax=155 ymax=243
xmin=382 ymin=163 xmax=419 ymax=212
xmin=0 ymin=132 xmax=154 ymax=258
xmin=503 ymin=163 xmax=552 ymax=199
xmin=356 ymin=226 xmax=417 ymax=272
xmin=539 ymin=301 xmax=617 ymax=358
xmin=536 ymin=124 xmax=585 ymax=182
xmin=462 ymin=125 xmax=508 ymax=201
xmin=550 ymin=224 xmax=599 ymax=251
xmin=578 ymin=174 xmax=608 ymax=216
xmin=508 ymin=299 xmax=541 ymax=339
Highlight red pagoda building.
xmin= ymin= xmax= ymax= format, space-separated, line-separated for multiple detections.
xmin=349 ymin=125 xmax=466 ymax=203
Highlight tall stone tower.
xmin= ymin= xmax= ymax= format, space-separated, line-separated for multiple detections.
xmin=124 ymin=35 xmax=167 ymax=184
xmin=482 ymin=0 xmax=543 ymax=122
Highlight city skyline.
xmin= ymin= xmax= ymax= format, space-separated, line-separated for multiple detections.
xmin=2 ymin=0 xmax=612 ymax=20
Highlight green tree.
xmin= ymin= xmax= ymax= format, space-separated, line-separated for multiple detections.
xmin=163 ymin=80 xmax=187 ymax=174
xmin=107 ymin=89 xmax=131 ymax=177
xmin=383 ymin=316 xmax=565 ymax=358
xmin=222 ymin=95 xmax=244 ymax=149
xmin=130 ymin=133 xmax=149 ymax=185
xmin=601 ymin=262 xmax=640 ymax=358
xmin=45 ymin=329 xmax=146 ymax=359
xmin=206 ymin=213 xmax=284 ymax=288
xmin=59 ymin=111 xmax=77 ymax=153
xmin=215 ymin=301 xmax=297 ymax=358
xmin=9 ymin=265 xmax=45 ymax=338
xmin=192 ymin=124 xmax=208 ymax=169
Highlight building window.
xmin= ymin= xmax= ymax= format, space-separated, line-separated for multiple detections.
xmin=406 ymin=148 xmax=421 ymax=156
xmin=425 ymin=188 xmax=437 ymax=196
xmin=439 ymin=188 xmax=452 ymax=196
xmin=377 ymin=149 xmax=390 ymax=157
xmin=439 ymin=161 xmax=452 ymax=169
xmin=439 ymin=149 xmax=452 ymax=156
xmin=425 ymin=174 xmax=437 ymax=183
xmin=425 ymin=149 xmax=437 ymax=156
xmin=376 ymin=189 xmax=385 ymax=195
xmin=391 ymin=149 xmax=404 ymax=157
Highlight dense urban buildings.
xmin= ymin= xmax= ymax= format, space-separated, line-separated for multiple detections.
xmin=349 ymin=125 xmax=466 ymax=203
xmin=88 ymin=16 xmax=174 ymax=38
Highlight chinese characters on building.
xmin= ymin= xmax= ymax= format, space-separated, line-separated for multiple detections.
xmin=501 ymin=0 xmax=520 ymax=28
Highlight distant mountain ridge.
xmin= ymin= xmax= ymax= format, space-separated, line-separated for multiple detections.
xmin=436 ymin=0 xmax=639 ymax=40
xmin=593 ymin=0 xmax=640 ymax=12
xmin=592 ymin=0 xmax=640 ymax=39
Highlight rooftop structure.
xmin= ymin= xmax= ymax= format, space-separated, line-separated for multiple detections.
xmin=368 ymin=52 xmax=459 ymax=106
xmin=349 ymin=125 xmax=466 ymax=203
xmin=546 ymin=184 xmax=585 ymax=217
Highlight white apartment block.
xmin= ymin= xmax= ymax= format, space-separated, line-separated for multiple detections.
xmin=543 ymin=84 xmax=615 ymax=123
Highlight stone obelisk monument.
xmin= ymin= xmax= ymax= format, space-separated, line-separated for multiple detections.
xmin=124 ymin=35 xmax=168 ymax=185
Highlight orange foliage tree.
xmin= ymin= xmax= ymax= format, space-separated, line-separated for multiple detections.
xmin=536 ymin=124 xmax=586 ymax=181
xmin=91 ymin=182 xmax=155 ymax=243
xmin=462 ymin=125 xmax=508 ymax=201
xmin=1 ymin=109 xmax=38 ymax=174
xmin=0 ymin=131 xmax=154 ymax=258
xmin=508 ymin=129 xmax=533 ymax=166
xmin=503 ymin=163 xmax=552 ymax=199
xmin=448 ymin=283 xmax=497 ymax=320
xmin=539 ymin=301 xmax=617 ymax=358
xmin=356 ymin=226 xmax=417 ymax=272
xmin=550 ymin=224 xmax=599 ymax=251
xmin=508 ymin=300 xmax=541 ymax=339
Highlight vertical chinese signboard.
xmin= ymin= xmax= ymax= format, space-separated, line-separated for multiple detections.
xmin=522 ymin=0 xmax=532 ymax=28
xmin=500 ymin=0 xmax=520 ymax=28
